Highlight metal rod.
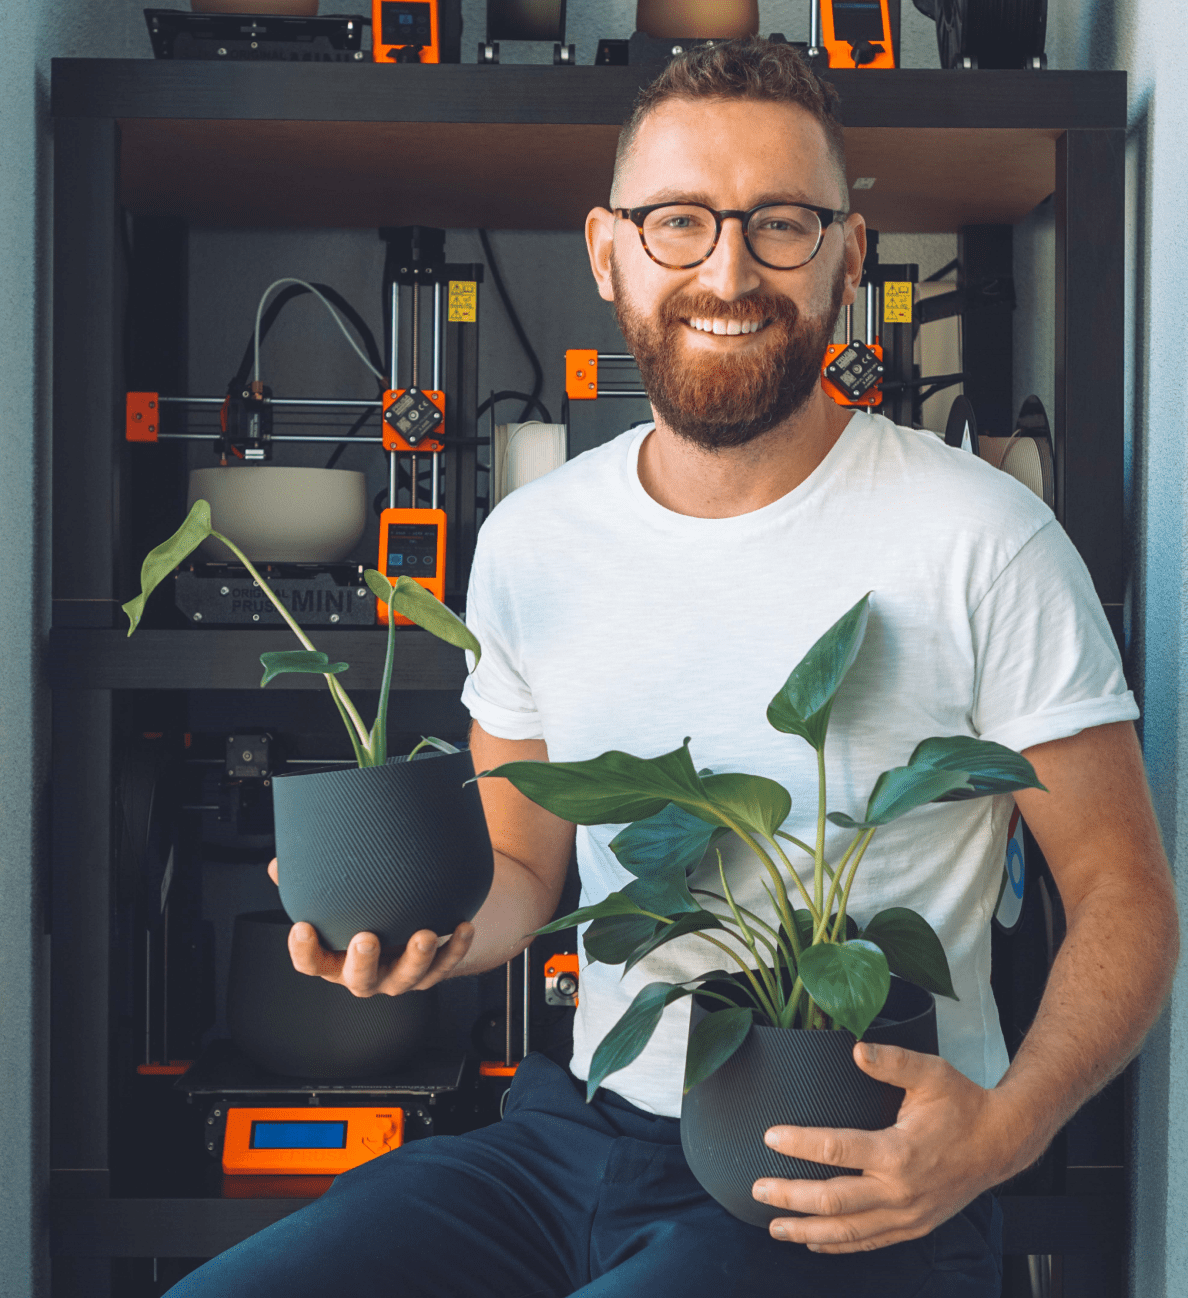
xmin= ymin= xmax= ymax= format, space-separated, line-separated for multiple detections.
xmin=158 ymin=396 xmax=380 ymax=409
xmin=432 ymin=282 xmax=442 ymax=391
xmin=865 ymin=284 xmax=876 ymax=342
xmin=845 ymin=303 xmax=853 ymax=343
xmin=431 ymin=451 xmax=440 ymax=510
xmin=397 ymin=280 xmax=407 ymax=389
xmin=522 ymin=945 xmax=530 ymax=1059
xmin=504 ymin=961 xmax=513 ymax=1067
xmin=162 ymin=900 xmax=169 ymax=1064
xmin=154 ymin=433 xmax=385 ymax=444
xmin=596 ymin=353 xmax=636 ymax=362
xmin=411 ymin=283 xmax=421 ymax=387
xmin=589 ymin=390 xmax=649 ymax=399
xmin=809 ymin=0 xmax=821 ymax=49
xmin=389 ymin=451 xmax=397 ymax=508
xmin=410 ymin=454 xmax=417 ymax=508
xmin=145 ymin=931 xmax=152 ymax=1065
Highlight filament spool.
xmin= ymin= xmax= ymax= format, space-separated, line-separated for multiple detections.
xmin=490 ymin=423 xmax=567 ymax=509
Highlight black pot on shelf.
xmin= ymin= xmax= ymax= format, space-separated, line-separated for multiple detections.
xmin=272 ymin=748 xmax=494 ymax=952
xmin=227 ymin=909 xmax=434 ymax=1079
xmin=680 ymin=977 xmax=938 ymax=1228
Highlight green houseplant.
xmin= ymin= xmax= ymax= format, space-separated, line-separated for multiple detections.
xmin=125 ymin=501 xmax=493 ymax=952
xmin=477 ymin=593 xmax=1044 ymax=1223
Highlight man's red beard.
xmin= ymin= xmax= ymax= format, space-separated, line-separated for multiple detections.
xmin=611 ymin=258 xmax=846 ymax=451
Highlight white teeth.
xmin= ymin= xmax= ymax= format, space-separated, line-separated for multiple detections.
xmin=686 ymin=317 xmax=768 ymax=335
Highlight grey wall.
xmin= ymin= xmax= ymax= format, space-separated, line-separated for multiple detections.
xmin=1012 ymin=3 xmax=1188 ymax=1291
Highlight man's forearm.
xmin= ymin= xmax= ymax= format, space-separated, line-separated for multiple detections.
xmin=444 ymin=848 xmax=565 ymax=979
xmin=991 ymin=871 xmax=1178 ymax=1178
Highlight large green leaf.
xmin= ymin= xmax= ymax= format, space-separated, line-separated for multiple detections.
xmin=622 ymin=910 xmax=725 ymax=976
xmin=683 ymin=1006 xmax=754 ymax=1092
xmin=531 ymin=892 xmax=650 ymax=937
xmin=123 ymin=500 xmax=214 ymax=634
xmin=700 ymin=772 xmax=792 ymax=838
xmin=366 ymin=569 xmax=482 ymax=664
xmin=583 ymin=913 xmax=659 ymax=964
xmin=611 ymin=802 xmax=726 ymax=879
xmin=796 ymin=939 xmax=890 ymax=1040
xmin=479 ymin=741 xmax=718 ymax=827
xmin=906 ymin=736 xmax=1046 ymax=799
xmin=860 ymin=907 xmax=957 ymax=1000
xmin=766 ymin=594 xmax=871 ymax=750
xmin=259 ymin=650 xmax=349 ymax=688
xmin=586 ymin=981 xmax=694 ymax=1100
xmin=827 ymin=766 xmax=973 ymax=830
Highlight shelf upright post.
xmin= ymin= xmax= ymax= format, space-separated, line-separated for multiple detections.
xmin=1055 ymin=128 xmax=1126 ymax=648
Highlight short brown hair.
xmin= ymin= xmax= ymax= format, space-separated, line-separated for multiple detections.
xmin=611 ymin=37 xmax=847 ymax=205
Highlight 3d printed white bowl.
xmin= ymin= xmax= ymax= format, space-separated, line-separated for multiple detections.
xmin=188 ymin=466 xmax=368 ymax=563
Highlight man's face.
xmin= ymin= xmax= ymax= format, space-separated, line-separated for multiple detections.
xmin=589 ymin=97 xmax=862 ymax=451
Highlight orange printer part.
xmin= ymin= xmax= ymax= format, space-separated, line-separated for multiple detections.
xmin=221 ymin=1106 xmax=405 ymax=1176
xmin=820 ymin=340 xmax=884 ymax=408
xmin=821 ymin=0 xmax=896 ymax=69
xmin=376 ymin=507 xmax=448 ymax=625
xmin=373 ymin=0 xmax=441 ymax=62
xmin=565 ymin=350 xmax=599 ymax=400
xmin=126 ymin=391 xmax=160 ymax=442
xmin=382 ymin=387 xmax=447 ymax=454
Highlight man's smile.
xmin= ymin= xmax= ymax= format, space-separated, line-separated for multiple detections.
xmin=683 ymin=316 xmax=773 ymax=336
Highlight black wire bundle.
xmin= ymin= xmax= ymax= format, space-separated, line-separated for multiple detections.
xmin=225 ymin=281 xmax=385 ymax=472
xmin=478 ymin=230 xmax=546 ymax=423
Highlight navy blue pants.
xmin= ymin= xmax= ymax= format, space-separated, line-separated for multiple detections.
xmin=167 ymin=1053 xmax=1002 ymax=1297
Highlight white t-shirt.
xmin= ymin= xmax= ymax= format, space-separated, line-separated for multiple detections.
xmin=461 ymin=413 xmax=1138 ymax=1117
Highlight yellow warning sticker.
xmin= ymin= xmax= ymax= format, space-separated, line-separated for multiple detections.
xmin=448 ymin=280 xmax=477 ymax=323
xmin=883 ymin=281 xmax=913 ymax=324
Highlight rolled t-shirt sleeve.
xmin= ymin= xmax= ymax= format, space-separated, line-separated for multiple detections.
xmin=971 ymin=518 xmax=1138 ymax=752
xmin=459 ymin=529 xmax=545 ymax=742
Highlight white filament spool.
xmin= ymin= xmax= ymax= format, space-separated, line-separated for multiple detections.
xmin=978 ymin=434 xmax=1054 ymax=509
xmin=490 ymin=422 xmax=567 ymax=508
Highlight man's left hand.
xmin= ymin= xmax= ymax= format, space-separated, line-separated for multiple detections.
xmin=753 ymin=1041 xmax=1027 ymax=1253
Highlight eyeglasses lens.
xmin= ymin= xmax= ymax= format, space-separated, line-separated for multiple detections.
xmin=641 ymin=205 xmax=823 ymax=269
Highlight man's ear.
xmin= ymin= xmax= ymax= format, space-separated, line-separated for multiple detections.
xmin=840 ymin=213 xmax=867 ymax=308
xmin=586 ymin=207 xmax=617 ymax=304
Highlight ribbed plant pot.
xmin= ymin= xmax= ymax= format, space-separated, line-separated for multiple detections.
xmin=272 ymin=748 xmax=494 ymax=952
xmin=680 ymin=977 xmax=937 ymax=1227
xmin=227 ymin=910 xmax=434 ymax=1079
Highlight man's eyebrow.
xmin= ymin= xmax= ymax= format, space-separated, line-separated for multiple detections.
xmin=624 ymin=188 xmax=824 ymax=209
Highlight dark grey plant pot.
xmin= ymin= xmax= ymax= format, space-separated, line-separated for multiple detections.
xmin=680 ymin=977 xmax=938 ymax=1228
xmin=227 ymin=910 xmax=434 ymax=1079
xmin=272 ymin=748 xmax=494 ymax=952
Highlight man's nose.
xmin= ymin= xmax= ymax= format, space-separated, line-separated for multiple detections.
xmin=695 ymin=217 xmax=762 ymax=302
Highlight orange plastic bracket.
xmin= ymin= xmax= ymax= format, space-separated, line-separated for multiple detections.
xmin=126 ymin=391 xmax=160 ymax=442
xmin=565 ymin=350 xmax=598 ymax=400
xmin=222 ymin=1106 xmax=404 ymax=1176
xmin=381 ymin=388 xmax=446 ymax=453
xmin=820 ymin=342 xmax=884 ymax=408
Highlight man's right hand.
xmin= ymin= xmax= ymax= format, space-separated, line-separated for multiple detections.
xmin=266 ymin=858 xmax=475 ymax=998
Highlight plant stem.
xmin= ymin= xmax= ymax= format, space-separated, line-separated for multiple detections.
xmin=717 ymin=853 xmax=781 ymax=1010
xmin=815 ymin=746 xmax=827 ymax=914
xmin=692 ymin=889 xmax=795 ymax=966
xmin=775 ymin=830 xmax=817 ymax=859
xmin=690 ymin=931 xmax=781 ymax=1024
xmin=763 ymin=834 xmax=818 ymax=935
xmin=211 ymin=530 xmax=373 ymax=756
xmin=813 ymin=830 xmax=866 ymax=943
xmin=370 ymin=595 xmax=399 ymax=765
xmin=721 ymin=818 xmax=814 ymax=948
xmin=829 ymin=829 xmax=877 ymax=943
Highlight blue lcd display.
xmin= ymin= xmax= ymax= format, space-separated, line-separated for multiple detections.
xmin=250 ymin=1121 xmax=347 ymax=1150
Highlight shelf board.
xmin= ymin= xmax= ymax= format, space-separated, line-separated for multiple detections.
xmin=50 ymin=61 xmax=1126 ymax=231
xmin=47 ymin=628 xmax=467 ymax=691
xmin=49 ymin=1192 xmax=1125 ymax=1258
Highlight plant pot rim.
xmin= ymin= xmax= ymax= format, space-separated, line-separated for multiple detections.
xmin=693 ymin=973 xmax=936 ymax=1034
xmin=272 ymin=748 xmax=465 ymax=782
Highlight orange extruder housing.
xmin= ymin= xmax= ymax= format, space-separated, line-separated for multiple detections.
xmin=372 ymin=0 xmax=441 ymax=62
xmin=820 ymin=341 xmax=884 ymax=408
xmin=821 ymin=0 xmax=896 ymax=69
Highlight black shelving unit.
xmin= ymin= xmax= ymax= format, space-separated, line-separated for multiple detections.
xmin=48 ymin=59 xmax=1128 ymax=1297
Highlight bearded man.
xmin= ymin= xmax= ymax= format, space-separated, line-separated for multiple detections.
xmin=170 ymin=37 xmax=1177 ymax=1298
